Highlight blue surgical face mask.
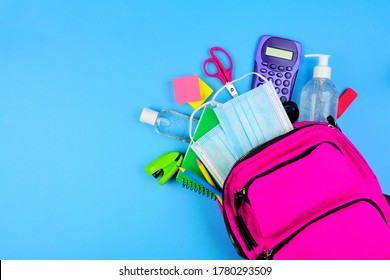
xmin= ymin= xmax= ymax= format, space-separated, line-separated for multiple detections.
xmin=189 ymin=73 xmax=293 ymax=186
xmin=214 ymin=80 xmax=293 ymax=158
xmin=191 ymin=125 xmax=237 ymax=187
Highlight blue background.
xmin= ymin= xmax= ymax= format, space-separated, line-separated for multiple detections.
xmin=1 ymin=0 xmax=390 ymax=260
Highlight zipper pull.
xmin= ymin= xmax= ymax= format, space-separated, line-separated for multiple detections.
xmin=258 ymin=249 xmax=273 ymax=260
xmin=234 ymin=188 xmax=250 ymax=207
xmin=234 ymin=190 xmax=244 ymax=210
xmin=326 ymin=115 xmax=341 ymax=131
xmin=234 ymin=190 xmax=258 ymax=250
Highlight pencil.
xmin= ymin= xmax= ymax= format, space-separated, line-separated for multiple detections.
xmin=178 ymin=167 xmax=223 ymax=197
xmin=196 ymin=158 xmax=216 ymax=188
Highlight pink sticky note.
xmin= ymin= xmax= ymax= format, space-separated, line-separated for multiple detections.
xmin=173 ymin=75 xmax=202 ymax=104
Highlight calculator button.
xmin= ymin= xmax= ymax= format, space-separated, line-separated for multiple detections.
xmin=268 ymin=77 xmax=274 ymax=83
xmin=282 ymin=88 xmax=289 ymax=95
xmin=280 ymin=96 xmax=287 ymax=102
xmin=277 ymin=73 xmax=283 ymax=78
xmin=262 ymin=61 xmax=269 ymax=66
xmin=275 ymin=87 xmax=280 ymax=94
xmin=269 ymin=71 xmax=275 ymax=76
xmin=278 ymin=66 xmax=285 ymax=71
xmin=285 ymin=72 xmax=292 ymax=79
xmin=275 ymin=79 xmax=282 ymax=86
xmin=283 ymin=80 xmax=290 ymax=87
xmin=270 ymin=64 xmax=277 ymax=69
xmin=286 ymin=66 xmax=292 ymax=71
xmin=260 ymin=68 xmax=267 ymax=73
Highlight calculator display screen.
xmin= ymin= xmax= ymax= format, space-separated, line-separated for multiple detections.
xmin=265 ymin=46 xmax=293 ymax=60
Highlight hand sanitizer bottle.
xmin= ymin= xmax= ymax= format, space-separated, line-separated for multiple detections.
xmin=298 ymin=54 xmax=339 ymax=122
xmin=140 ymin=108 xmax=198 ymax=143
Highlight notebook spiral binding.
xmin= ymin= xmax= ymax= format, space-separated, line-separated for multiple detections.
xmin=181 ymin=178 xmax=216 ymax=200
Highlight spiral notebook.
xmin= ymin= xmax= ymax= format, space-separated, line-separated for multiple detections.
xmin=175 ymin=107 xmax=220 ymax=199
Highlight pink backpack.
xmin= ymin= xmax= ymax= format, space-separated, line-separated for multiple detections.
xmin=222 ymin=120 xmax=390 ymax=260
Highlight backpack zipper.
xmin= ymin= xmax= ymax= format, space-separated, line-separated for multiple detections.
xmin=257 ymin=198 xmax=388 ymax=260
xmin=233 ymin=140 xmax=342 ymax=251
xmin=234 ymin=189 xmax=257 ymax=250
xmin=327 ymin=116 xmax=341 ymax=131
xmin=224 ymin=123 xmax=318 ymax=182
xmin=242 ymin=141 xmax=342 ymax=204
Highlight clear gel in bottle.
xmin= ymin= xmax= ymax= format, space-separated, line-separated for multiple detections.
xmin=298 ymin=54 xmax=339 ymax=122
xmin=140 ymin=108 xmax=198 ymax=143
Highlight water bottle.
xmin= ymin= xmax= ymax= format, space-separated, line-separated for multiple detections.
xmin=140 ymin=108 xmax=198 ymax=143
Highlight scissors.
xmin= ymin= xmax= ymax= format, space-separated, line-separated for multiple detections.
xmin=203 ymin=46 xmax=239 ymax=98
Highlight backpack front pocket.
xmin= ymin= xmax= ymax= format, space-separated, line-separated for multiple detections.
xmin=235 ymin=140 xmax=360 ymax=251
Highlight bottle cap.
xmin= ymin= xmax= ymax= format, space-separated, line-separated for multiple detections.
xmin=305 ymin=54 xmax=331 ymax=79
xmin=140 ymin=108 xmax=158 ymax=126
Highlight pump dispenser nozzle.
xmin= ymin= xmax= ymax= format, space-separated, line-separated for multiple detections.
xmin=305 ymin=54 xmax=331 ymax=79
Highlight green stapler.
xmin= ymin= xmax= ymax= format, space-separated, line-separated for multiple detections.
xmin=145 ymin=151 xmax=183 ymax=185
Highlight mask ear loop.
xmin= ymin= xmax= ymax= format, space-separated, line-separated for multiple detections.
xmin=226 ymin=72 xmax=269 ymax=88
xmin=188 ymin=72 xmax=269 ymax=141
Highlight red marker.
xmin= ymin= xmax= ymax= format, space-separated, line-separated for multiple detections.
xmin=337 ymin=88 xmax=358 ymax=118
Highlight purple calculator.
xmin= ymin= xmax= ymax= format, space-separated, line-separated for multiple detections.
xmin=251 ymin=35 xmax=301 ymax=103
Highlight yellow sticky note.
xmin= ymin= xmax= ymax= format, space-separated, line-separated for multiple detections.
xmin=188 ymin=77 xmax=214 ymax=109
